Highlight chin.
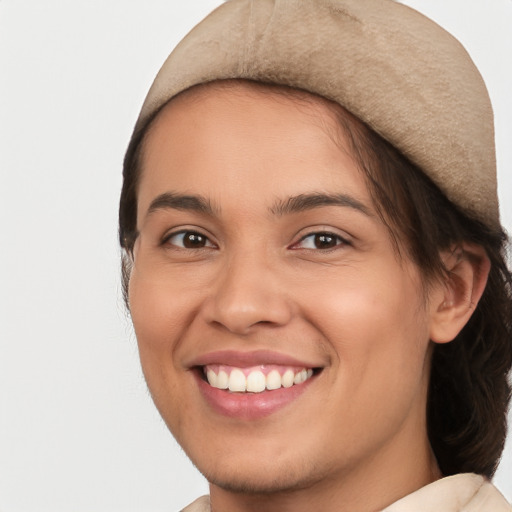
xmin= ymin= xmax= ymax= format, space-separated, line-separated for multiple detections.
xmin=203 ymin=470 xmax=316 ymax=495
xmin=194 ymin=451 xmax=327 ymax=495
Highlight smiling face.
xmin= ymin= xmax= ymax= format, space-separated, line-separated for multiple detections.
xmin=129 ymin=83 xmax=444 ymax=507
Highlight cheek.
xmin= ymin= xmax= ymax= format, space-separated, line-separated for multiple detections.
xmin=128 ymin=269 xmax=197 ymax=424
xmin=128 ymin=267 xmax=191 ymax=384
xmin=302 ymin=268 xmax=430 ymax=389
xmin=129 ymin=262 xmax=202 ymax=345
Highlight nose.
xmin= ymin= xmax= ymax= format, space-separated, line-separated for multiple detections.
xmin=202 ymin=250 xmax=293 ymax=335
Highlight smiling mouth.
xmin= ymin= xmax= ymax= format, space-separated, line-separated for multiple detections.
xmin=201 ymin=365 xmax=318 ymax=393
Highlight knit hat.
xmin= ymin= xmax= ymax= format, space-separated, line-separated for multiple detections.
xmin=133 ymin=0 xmax=499 ymax=228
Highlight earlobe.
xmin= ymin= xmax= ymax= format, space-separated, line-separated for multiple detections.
xmin=429 ymin=243 xmax=490 ymax=344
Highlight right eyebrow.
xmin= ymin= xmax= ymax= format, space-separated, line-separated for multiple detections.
xmin=146 ymin=192 xmax=218 ymax=217
xmin=270 ymin=192 xmax=373 ymax=217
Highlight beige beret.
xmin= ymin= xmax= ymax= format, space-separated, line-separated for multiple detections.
xmin=135 ymin=0 xmax=499 ymax=228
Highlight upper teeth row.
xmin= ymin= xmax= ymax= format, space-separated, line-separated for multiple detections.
xmin=206 ymin=367 xmax=314 ymax=393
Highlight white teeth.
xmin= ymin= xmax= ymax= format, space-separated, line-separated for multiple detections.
xmin=266 ymin=370 xmax=282 ymax=390
xmin=206 ymin=366 xmax=316 ymax=393
xmin=282 ymin=369 xmax=294 ymax=388
xmin=206 ymin=369 xmax=217 ymax=387
xmin=294 ymin=369 xmax=308 ymax=385
xmin=246 ymin=370 xmax=266 ymax=393
xmin=217 ymin=370 xmax=229 ymax=389
xmin=228 ymin=369 xmax=246 ymax=392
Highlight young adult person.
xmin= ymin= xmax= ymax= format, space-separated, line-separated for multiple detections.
xmin=119 ymin=1 xmax=512 ymax=510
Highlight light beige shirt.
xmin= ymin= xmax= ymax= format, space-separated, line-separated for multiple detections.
xmin=181 ymin=474 xmax=511 ymax=511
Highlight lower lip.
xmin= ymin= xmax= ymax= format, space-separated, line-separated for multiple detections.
xmin=194 ymin=371 xmax=315 ymax=420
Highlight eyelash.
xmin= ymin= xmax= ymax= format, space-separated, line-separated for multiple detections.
xmin=291 ymin=231 xmax=350 ymax=251
xmin=162 ymin=230 xmax=216 ymax=250
xmin=162 ymin=229 xmax=349 ymax=251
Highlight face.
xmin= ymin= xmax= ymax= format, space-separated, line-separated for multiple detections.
xmin=129 ymin=84 xmax=440 ymax=495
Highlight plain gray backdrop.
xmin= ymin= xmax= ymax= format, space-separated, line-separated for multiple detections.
xmin=0 ymin=1 xmax=510 ymax=510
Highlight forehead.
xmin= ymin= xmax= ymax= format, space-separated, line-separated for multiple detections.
xmin=137 ymin=82 xmax=370 ymax=215
xmin=144 ymin=81 xmax=352 ymax=160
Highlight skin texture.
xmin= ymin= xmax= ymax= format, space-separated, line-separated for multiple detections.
xmin=128 ymin=83 xmax=489 ymax=512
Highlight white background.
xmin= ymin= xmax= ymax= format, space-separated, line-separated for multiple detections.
xmin=0 ymin=1 xmax=510 ymax=510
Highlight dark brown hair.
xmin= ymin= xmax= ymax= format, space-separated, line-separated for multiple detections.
xmin=338 ymin=111 xmax=512 ymax=478
xmin=119 ymin=80 xmax=512 ymax=478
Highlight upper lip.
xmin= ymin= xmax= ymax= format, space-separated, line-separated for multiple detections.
xmin=187 ymin=349 xmax=324 ymax=369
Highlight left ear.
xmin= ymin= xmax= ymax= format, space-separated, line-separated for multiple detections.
xmin=429 ymin=243 xmax=490 ymax=344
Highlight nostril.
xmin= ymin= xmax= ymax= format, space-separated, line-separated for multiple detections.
xmin=202 ymin=267 xmax=293 ymax=333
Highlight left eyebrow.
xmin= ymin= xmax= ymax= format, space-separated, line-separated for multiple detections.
xmin=147 ymin=192 xmax=218 ymax=217
xmin=270 ymin=193 xmax=373 ymax=217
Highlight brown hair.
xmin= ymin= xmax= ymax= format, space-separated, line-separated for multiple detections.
xmin=339 ymin=113 xmax=512 ymax=478
xmin=119 ymin=80 xmax=512 ymax=478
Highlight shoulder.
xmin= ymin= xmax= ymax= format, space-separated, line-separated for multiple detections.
xmin=180 ymin=495 xmax=210 ymax=512
xmin=383 ymin=473 xmax=511 ymax=512
xmin=463 ymin=477 xmax=512 ymax=512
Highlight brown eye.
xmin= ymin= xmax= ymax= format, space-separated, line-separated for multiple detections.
xmin=294 ymin=232 xmax=348 ymax=250
xmin=165 ymin=231 xmax=214 ymax=249
xmin=313 ymin=233 xmax=337 ymax=249
xmin=183 ymin=232 xmax=207 ymax=248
